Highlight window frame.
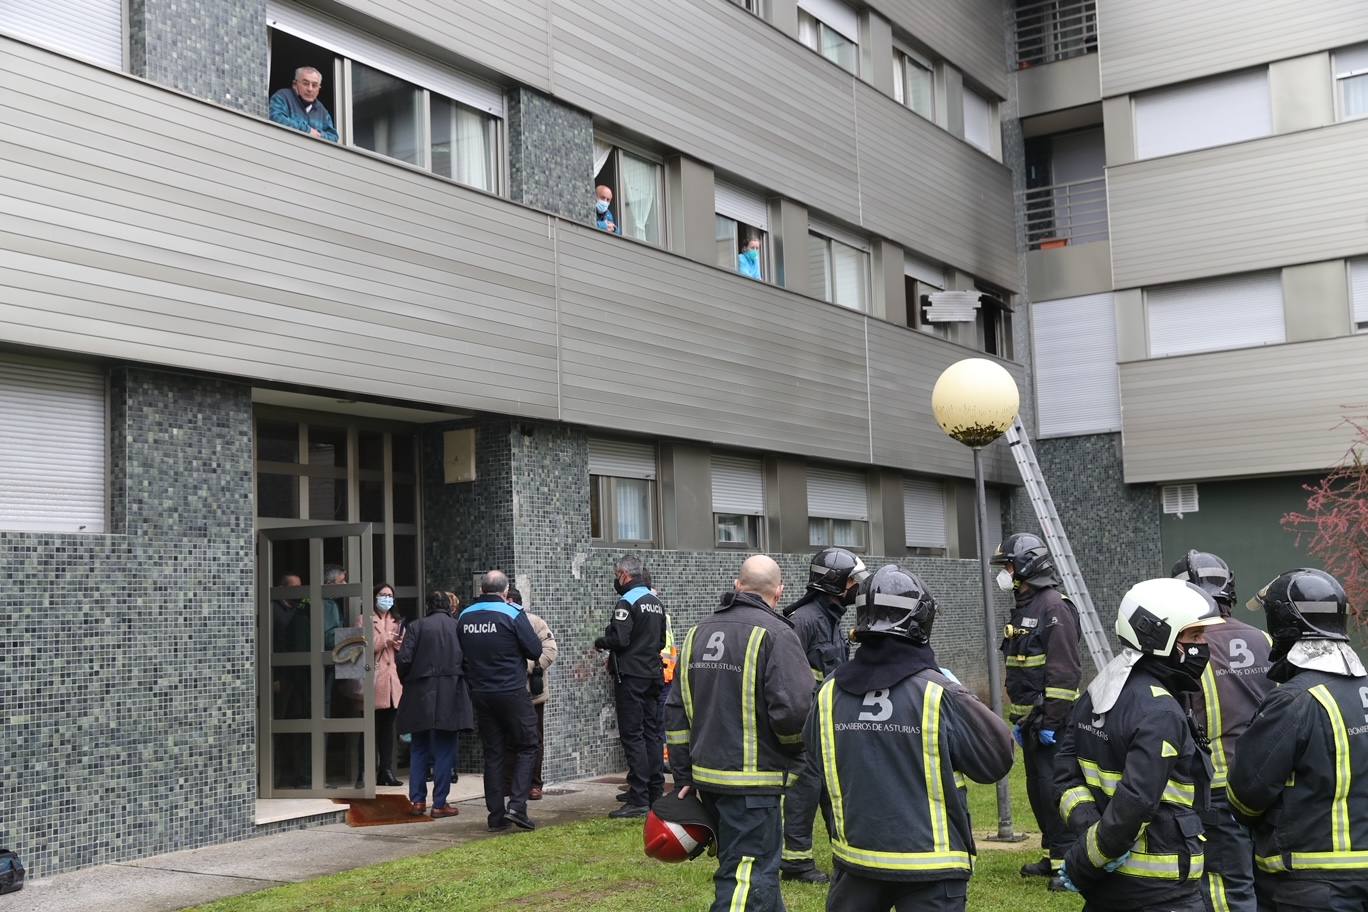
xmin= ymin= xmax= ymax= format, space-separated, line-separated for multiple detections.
xmin=594 ymin=136 xmax=669 ymax=248
xmin=589 ymin=474 xmax=658 ymax=548
xmin=716 ymin=214 xmax=770 ymax=282
xmin=808 ymin=230 xmax=871 ymax=312
xmin=1334 ymin=44 xmax=1368 ymax=122
xmin=807 ymin=516 xmax=868 ymax=551
xmin=798 ymin=8 xmax=860 ymax=75
xmin=961 ymin=84 xmax=1000 ymax=159
xmin=893 ymin=47 xmax=935 ymax=120
xmin=715 ymin=513 xmax=763 ymax=549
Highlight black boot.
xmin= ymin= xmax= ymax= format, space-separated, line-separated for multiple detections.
xmin=1020 ymin=857 xmax=1054 ymax=878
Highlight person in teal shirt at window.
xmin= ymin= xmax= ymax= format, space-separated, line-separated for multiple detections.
xmin=738 ymin=236 xmax=763 ymax=281
xmin=269 ymin=66 xmax=339 ymax=142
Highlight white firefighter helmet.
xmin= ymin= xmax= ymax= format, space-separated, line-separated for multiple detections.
xmin=1116 ymin=578 xmax=1223 ymax=657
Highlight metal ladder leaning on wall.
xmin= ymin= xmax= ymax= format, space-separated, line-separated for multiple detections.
xmin=1005 ymin=416 xmax=1115 ymax=670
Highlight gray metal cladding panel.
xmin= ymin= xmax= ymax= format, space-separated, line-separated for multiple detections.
xmin=854 ymin=83 xmax=1018 ymax=290
xmin=1098 ymin=0 xmax=1368 ymax=96
xmin=1108 ymin=118 xmax=1368 ymax=289
xmin=328 ymin=0 xmax=553 ymax=89
xmin=555 ymin=223 xmax=874 ymax=463
xmin=865 ymin=0 xmax=1009 ymax=98
xmin=548 ymin=0 xmax=860 ymax=225
xmin=866 ymin=327 xmax=1019 ymax=484
xmin=0 ymin=38 xmax=561 ymax=418
xmin=1118 ymin=335 xmax=1368 ymax=482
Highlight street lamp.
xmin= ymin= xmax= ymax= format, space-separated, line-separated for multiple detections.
xmin=932 ymin=357 xmax=1020 ymax=841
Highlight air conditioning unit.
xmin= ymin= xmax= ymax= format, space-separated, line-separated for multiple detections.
xmin=1161 ymin=483 xmax=1199 ymax=518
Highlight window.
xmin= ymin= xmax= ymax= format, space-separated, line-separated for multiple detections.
xmin=1161 ymin=484 xmax=1199 ymax=518
xmin=807 ymin=466 xmax=868 ymax=550
xmin=594 ymin=139 xmax=665 ymax=246
xmin=809 ymin=223 xmax=871 ymax=312
xmin=798 ymin=0 xmax=859 ymax=74
xmin=0 ymin=354 xmax=106 ymax=533
xmin=1133 ymin=69 xmax=1272 ymax=159
xmin=976 ymin=284 xmax=1014 ymax=359
xmin=731 ymin=0 xmax=764 ymax=14
xmin=962 ymin=86 xmax=999 ymax=157
xmin=1 ymin=0 xmax=122 ymax=69
xmin=715 ymin=181 xmax=770 ymax=282
xmin=1146 ymin=271 xmax=1284 ymax=357
xmin=588 ymin=438 xmax=657 ymax=546
xmin=266 ymin=4 xmax=502 ymax=192
xmin=1351 ymin=258 xmax=1368 ymax=331
xmin=893 ymin=49 xmax=935 ymax=119
xmin=1336 ymin=44 xmax=1368 ymax=120
xmin=1032 ymin=293 xmax=1120 ymax=437
xmin=904 ymin=251 xmax=947 ymax=336
xmin=712 ymin=454 xmax=765 ymax=549
xmin=903 ymin=478 xmax=947 ymax=556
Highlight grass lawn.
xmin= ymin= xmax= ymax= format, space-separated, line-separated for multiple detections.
xmin=191 ymin=764 xmax=1081 ymax=912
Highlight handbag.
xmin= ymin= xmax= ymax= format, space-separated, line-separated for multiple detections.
xmin=0 ymin=848 xmax=25 ymax=894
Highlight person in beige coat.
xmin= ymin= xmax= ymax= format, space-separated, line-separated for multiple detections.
xmin=504 ymin=586 xmax=557 ymax=800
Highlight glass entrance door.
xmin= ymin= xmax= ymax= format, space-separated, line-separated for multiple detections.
xmin=258 ymin=523 xmax=375 ymax=798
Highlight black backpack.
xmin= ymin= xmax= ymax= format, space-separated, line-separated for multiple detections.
xmin=0 ymin=849 xmax=24 ymax=894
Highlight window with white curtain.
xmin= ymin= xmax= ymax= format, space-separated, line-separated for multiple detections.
xmin=893 ymin=49 xmax=935 ymax=120
xmin=903 ymin=478 xmax=947 ymax=555
xmin=1133 ymin=68 xmax=1272 ymax=159
xmin=588 ymin=438 xmax=657 ymax=546
xmin=798 ymin=0 xmax=859 ymax=74
xmin=1351 ymin=258 xmax=1368 ymax=330
xmin=593 ymin=139 xmax=665 ymax=246
xmin=712 ymin=454 xmax=765 ymax=548
xmin=0 ymin=0 xmax=122 ymax=68
xmin=1335 ymin=44 xmax=1368 ymax=120
xmin=809 ymin=225 xmax=870 ymax=312
xmin=962 ymin=87 xmax=998 ymax=157
xmin=807 ymin=466 xmax=869 ymax=550
xmin=1032 ymin=293 xmax=1121 ymax=437
xmin=1146 ymin=271 xmax=1285 ymax=357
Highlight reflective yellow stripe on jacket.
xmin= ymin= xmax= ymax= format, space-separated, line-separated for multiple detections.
xmin=923 ymin=681 xmax=950 ymax=856
xmin=818 ymin=680 xmax=846 ymax=843
xmin=1006 ymin=654 xmax=1046 ymax=668
xmin=1044 ymin=687 xmax=1079 ymax=701
xmin=680 ymin=626 xmax=698 ymax=723
xmin=740 ymin=627 xmax=766 ymax=775
xmin=1310 ymin=684 xmax=1352 ymax=854
xmin=1079 ymin=760 xmax=1193 ymax=806
xmin=1200 ymin=662 xmax=1229 ymax=788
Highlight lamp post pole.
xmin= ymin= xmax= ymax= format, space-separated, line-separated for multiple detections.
xmin=974 ymin=445 xmax=1014 ymax=838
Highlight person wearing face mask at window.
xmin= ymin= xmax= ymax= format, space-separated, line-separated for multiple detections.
xmin=595 ymin=185 xmax=620 ymax=234
xmin=737 ymin=236 xmax=763 ymax=281
xmin=992 ymin=533 xmax=1082 ymax=891
xmin=356 ymin=583 xmax=404 ymax=786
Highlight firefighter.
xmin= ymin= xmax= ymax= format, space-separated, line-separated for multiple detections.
xmin=779 ymin=547 xmax=870 ymax=885
xmin=1227 ymin=569 xmax=1368 ymax=912
xmin=1055 ymin=577 xmax=1224 ymax=911
xmin=804 ymin=564 xmax=1014 ymax=911
xmin=664 ymin=554 xmax=813 ymax=912
xmin=992 ymin=532 xmax=1082 ymax=888
xmin=1171 ymin=550 xmax=1272 ymax=912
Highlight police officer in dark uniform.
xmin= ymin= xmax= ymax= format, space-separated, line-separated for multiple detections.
xmin=595 ymin=555 xmax=667 ymax=818
xmin=1055 ymin=577 xmax=1224 ymax=911
xmin=1171 ymin=550 xmax=1272 ymax=912
xmin=458 ymin=569 xmax=543 ymax=831
xmin=992 ymin=532 xmax=1082 ymax=887
xmin=779 ymin=547 xmax=869 ymax=884
xmin=805 ymin=565 xmax=1014 ymax=912
xmin=1228 ymin=569 xmax=1368 ymax=912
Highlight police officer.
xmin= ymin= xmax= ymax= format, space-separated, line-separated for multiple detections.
xmin=779 ymin=547 xmax=869 ymax=885
xmin=458 ymin=569 xmax=543 ymax=831
xmin=595 ymin=555 xmax=667 ymax=818
xmin=805 ymin=565 xmax=1014 ymax=911
xmin=1055 ymin=577 xmax=1224 ymax=911
xmin=992 ymin=532 xmax=1082 ymax=887
xmin=1228 ymin=569 xmax=1368 ymax=912
xmin=664 ymin=554 xmax=812 ymax=912
xmin=1171 ymin=550 xmax=1272 ymax=912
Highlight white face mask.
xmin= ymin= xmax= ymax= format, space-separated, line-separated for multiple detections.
xmin=996 ymin=569 xmax=1015 ymax=592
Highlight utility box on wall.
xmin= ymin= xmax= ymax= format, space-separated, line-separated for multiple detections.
xmin=443 ymin=428 xmax=476 ymax=483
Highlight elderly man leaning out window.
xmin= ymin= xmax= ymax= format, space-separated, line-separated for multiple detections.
xmin=269 ymin=66 xmax=339 ymax=142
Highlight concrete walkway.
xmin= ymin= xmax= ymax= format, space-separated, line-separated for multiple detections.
xmin=9 ymin=775 xmax=629 ymax=912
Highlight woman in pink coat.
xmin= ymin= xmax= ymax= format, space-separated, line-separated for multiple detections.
xmin=358 ymin=583 xmax=404 ymax=786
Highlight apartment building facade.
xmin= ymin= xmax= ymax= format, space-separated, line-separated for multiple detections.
xmin=0 ymin=0 xmax=1030 ymax=876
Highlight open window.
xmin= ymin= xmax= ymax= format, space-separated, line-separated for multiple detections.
xmin=715 ymin=181 xmax=770 ymax=282
xmin=594 ymin=139 xmax=665 ymax=246
xmin=798 ymin=0 xmax=859 ymax=74
xmin=893 ymin=46 xmax=935 ymax=120
xmin=905 ymin=251 xmax=948 ymax=337
xmin=1335 ymin=44 xmax=1368 ymax=121
xmin=976 ymin=283 xmax=1014 ymax=359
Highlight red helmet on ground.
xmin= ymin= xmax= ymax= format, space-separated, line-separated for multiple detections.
xmin=644 ymin=790 xmax=716 ymax=862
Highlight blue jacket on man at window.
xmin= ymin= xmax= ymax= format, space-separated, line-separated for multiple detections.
xmin=269 ymin=87 xmax=339 ymax=142
xmin=596 ymin=204 xmax=621 ymax=234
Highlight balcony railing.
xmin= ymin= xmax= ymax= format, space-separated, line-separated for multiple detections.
xmin=1021 ymin=177 xmax=1108 ymax=250
xmin=1016 ymin=0 xmax=1098 ymax=68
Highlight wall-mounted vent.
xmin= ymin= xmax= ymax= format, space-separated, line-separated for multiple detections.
xmin=1161 ymin=483 xmax=1199 ymax=518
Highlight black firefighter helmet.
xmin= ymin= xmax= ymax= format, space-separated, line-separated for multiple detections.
xmin=807 ymin=548 xmax=871 ymax=597
xmin=852 ymin=564 xmax=937 ymax=645
xmin=1170 ymin=549 xmax=1237 ymax=611
xmin=991 ymin=532 xmax=1061 ymax=588
xmin=1247 ymin=568 xmax=1349 ymax=661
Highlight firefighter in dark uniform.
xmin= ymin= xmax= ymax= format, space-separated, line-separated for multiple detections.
xmin=992 ymin=532 xmax=1082 ymax=887
xmin=664 ymin=554 xmax=813 ymax=912
xmin=805 ymin=565 xmax=1014 ymax=912
xmin=1054 ymin=577 xmax=1224 ymax=911
xmin=595 ymin=554 xmax=668 ymax=818
xmin=779 ymin=547 xmax=870 ymax=885
xmin=1171 ymin=550 xmax=1273 ymax=912
xmin=1228 ymin=569 xmax=1368 ymax=912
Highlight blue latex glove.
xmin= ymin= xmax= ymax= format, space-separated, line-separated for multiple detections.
xmin=1039 ymin=729 xmax=1057 ymax=746
xmin=1057 ymin=862 xmax=1080 ymax=893
xmin=1103 ymin=851 xmax=1131 ymax=873
xmin=1012 ymin=723 xmax=1024 ymax=747
xmin=939 ymin=666 xmax=962 ymax=684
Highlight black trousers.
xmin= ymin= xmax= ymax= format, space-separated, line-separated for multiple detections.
xmin=700 ymin=790 xmax=787 ymax=912
xmin=1084 ymin=893 xmax=1205 ymax=912
xmin=356 ymin=706 xmax=398 ymax=781
xmin=471 ymin=688 xmax=539 ymax=824
xmin=1021 ymin=713 xmax=1069 ymax=860
xmin=782 ymin=748 xmax=833 ymax=873
xmin=504 ymin=702 xmax=547 ymax=793
xmin=1255 ymin=876 xmax=1368 ymax=912
xmin=1201 ymin=788 xmax=1257 ymax=912
xmin=615 ymin=674 xmax=663 ymax=806
xmin=827 ymin=869 xmax=967 ymax=912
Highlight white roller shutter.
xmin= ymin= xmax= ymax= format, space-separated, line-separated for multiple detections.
xmin=0 ymin=355 xmax=106 ymax=533
xmin=1 ymin=0 xmax=122 ymax=69
xmin=807 ymin=467 xmax=868 ymax=520
xmin=712 ymin=455 xmax=764 ymax=515
xmin=962 ymin=88 xmax=995 ymax=154
xmin=715 ymin=181 xmax=769 ymax=231
xmin=904 ymin=251 xmax=945 ymax=288
xmin=1134 ymin=69 xmax=1271 ymax=159
xmin=903 ymin=478 xmax=947 ymax=549
xmin=267 ymin=0 xmax=505 ymax=116
xmin=1032 ymin=293 xmax=1121 ymax=437
xmin=1147 ymin=272 xmax=1284 ymax=357
xmin=1351 ymin=258 xmax=1368 ymax=327
xmin=797 ymin=0 xmax=858 ymax=41
xmin=588 ymin=438 xmax=656 ymax=479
